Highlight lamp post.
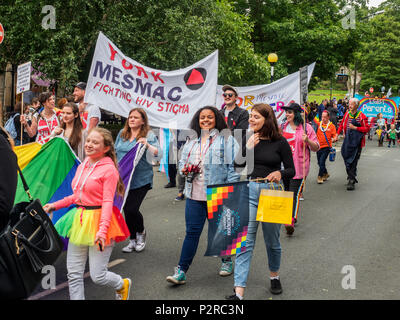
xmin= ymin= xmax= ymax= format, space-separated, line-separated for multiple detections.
xmin=267 ymin=53 xmax=278 ymax=83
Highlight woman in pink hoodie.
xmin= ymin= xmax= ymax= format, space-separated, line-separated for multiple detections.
xmin=44 ymin=128 xmax=131 ymax=300
xmin=281 ymin=103 xmax=319 ymax=236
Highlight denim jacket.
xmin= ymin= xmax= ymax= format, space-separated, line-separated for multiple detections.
xmin=179 ymin=129 xmax=240 ymax=199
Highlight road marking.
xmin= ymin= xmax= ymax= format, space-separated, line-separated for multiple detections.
xmin=27 ymin=259 xmax=126 ymax=300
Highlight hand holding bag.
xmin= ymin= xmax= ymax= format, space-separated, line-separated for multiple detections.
xmin=256 ymin=183 xmax=293 ymax=225
xmin=0 ymin=165 xmax=64 ymax=299
xmin=322 ymin=126 xmax=336 ymax=162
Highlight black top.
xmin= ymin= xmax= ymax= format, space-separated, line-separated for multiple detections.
xmin=11 ymin=112 xmax=33 ymax=144
xmin=0 ymin=129 xmax=17 ymax=231
xmin=242 ymin=137 xmax=295 ymax=180
xmin=221 ymin=105 xmax=249 ymax=131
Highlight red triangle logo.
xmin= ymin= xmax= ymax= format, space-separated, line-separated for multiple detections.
xmin=186 ymin=69 xmax=204 ymax=85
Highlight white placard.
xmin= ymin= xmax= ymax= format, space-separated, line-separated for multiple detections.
xmin=17 ymin=61 xmax=32 ymax=94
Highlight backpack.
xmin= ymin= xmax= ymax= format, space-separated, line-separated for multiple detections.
xmin=4 ymin=113 xmax=18 ymax=139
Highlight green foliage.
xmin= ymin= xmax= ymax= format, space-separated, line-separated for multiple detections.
xmin=355 ymin=2 xmax=400 ymax=93
xmin=1 ymin=0 xmax=399 ymax=94
xmin=0 ymin=0 xmax=280 ymax=93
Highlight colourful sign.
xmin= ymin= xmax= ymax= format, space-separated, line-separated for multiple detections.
xmin=355 ymin=94 xmax=399 ymax=119
xmin=0 ymin=23 xmax=4 ymax=44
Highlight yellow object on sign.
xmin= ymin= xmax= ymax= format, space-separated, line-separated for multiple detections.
xmin=256 ymin=187 xmax=293 ymax=225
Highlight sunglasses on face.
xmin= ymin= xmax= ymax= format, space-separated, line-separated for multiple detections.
xmin=223 ymin=93 xmax=234 ymax=98
xmin=285 ymin=110 xmax=294 ymax=114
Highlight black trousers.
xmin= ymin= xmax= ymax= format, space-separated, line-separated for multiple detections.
xmin=283 ymin=178 xmax=305 ymax=221
xmin=346 ymin=146 xmax=362 ymax=181
xmin=123 ymin=184 xmax=151 ymax=239
xmin=168 ymin=163 xmax=177 ymax=185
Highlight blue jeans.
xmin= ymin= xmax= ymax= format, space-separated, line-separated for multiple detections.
xmin=234 ymin=181 xmax=282 ymax=288
xmin=317 ymin=147 xmax=330 ymax=177
xmin=178 ymin=199 xmax=228 ymax=272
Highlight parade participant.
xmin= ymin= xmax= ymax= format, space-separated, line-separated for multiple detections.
xmin=387 ymin=124 xmax=399 ymax=147
xmin=220 ymin=85 xmax=248 ymax=171
xmin=314 ymin=110 xmax=338 ymax=184
xmin=166 ymin=106 xmax=240 ymax=285
xmin=73 ymin=82 xmax=101 ymax=131
xmin=115 ymin=108 xmax=160 ymax=253
xmin=21 ymin=92 xmax=60 ymax=145
xmin=43 ymin=127 xmax=131 ymax=300
xmin=317 ymin=99 xmax=327 ymax=121
xmin=220 ymin=85 xmax=249 ymax=131
xmin=337 ymin=98 xmax=369 ymax=191
xmin=375 ymin=113 xmax=386 ymax=147
xmin=52 ymin=102 xmax=87 ymax=161
xmin=0 ymin=126 xmax=17 ymax=231
xmin=7 ymin=102 xmax=30 ymax=145
xmin=281 ymin=103 xmax=319 ymax=235
xmin=226 ymin=104 xmax=295 ymax=300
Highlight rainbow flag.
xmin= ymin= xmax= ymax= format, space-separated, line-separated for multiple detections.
xmin=13 ymin=137 xmax=80 ymax=224
xmin=114 ymin=142 xmax=146 ymax=210
xmin=205 ymin=181 xmax=249 ymax=257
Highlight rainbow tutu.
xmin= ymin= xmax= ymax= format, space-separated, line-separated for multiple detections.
xmin=55 ymin=206 xmax=130 ymax=246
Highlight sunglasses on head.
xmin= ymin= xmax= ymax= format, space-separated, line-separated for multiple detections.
xmin=223 ymin=93 xmax=234 ymax=98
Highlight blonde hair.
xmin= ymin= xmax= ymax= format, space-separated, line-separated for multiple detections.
xmin=120 ymin=108 xmax=150 ymax=141
xmin=89 ymin=127 xmax=125 ymax=196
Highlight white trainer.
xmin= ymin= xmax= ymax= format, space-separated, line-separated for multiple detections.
xmin=122 ymin=239 xmax=136 ymax=253
xmin=135 ymin=230 xmax=146 ymax=252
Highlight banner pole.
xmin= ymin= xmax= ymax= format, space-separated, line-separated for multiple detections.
xmin=303 ymin=111 xmax=306 ymax=181
xmin=20 ymin=93 xmax=23 ymax=145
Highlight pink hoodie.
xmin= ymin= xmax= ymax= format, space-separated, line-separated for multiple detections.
xmin=53 ymin=156 xmax=119 ymax=240
xmin=282 ymin=122 xmax=319 ymax=179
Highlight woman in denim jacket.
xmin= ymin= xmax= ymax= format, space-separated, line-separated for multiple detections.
xmin=166 ymin=106 xmax=240 ymax=285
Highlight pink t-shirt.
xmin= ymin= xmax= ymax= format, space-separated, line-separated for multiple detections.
xmin=53 ymin=156 xmax=119 ymax=240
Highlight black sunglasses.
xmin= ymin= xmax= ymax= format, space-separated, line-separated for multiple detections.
xmin=223 ymin=93 xmax=234 ymax=98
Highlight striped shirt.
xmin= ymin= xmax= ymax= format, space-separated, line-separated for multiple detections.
xmin=35 ymin=112 xmax=60 ymax=144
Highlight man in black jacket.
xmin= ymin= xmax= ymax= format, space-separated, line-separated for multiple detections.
xmin=220 ymin=85 xmax=249 ymax=131
xmin=0 ymin=127 xmax=17 ymax=231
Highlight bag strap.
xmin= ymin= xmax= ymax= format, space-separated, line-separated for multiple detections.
xmin=321 ymin=126 xmax=332 ymax=149
xmin=16 ymin=164 xmax=33 ymax=202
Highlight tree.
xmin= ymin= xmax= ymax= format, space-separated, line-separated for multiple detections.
xmin=229 ymin=0 xmax=371 ymax=84
xmin=355 ymin=11 xmax=400 ymax=92
xmin=0 ymin=0 xmax=283 ymax=94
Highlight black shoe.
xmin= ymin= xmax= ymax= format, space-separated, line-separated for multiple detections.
xmin=164 ymin=182 xmax=176 ymax=188
xmin=270 ymin=278 xmax=283 ymax=295
xmin=347 ymin=179 xmax=355 ymax=191
xmin=225 ymin=289 xmax=242 ymax=300
xmin=175 ymin=193 xmax=185 ymax=201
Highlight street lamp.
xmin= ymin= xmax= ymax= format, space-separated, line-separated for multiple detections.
xmin=267 ymin=53 xmax=278 ymax=83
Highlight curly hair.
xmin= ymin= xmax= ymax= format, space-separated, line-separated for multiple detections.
xmin=190 ymin=106 xmax=227 ymax=138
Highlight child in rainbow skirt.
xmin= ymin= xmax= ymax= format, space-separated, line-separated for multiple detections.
xmin=44 ymin=128 xmax=131 ymax=300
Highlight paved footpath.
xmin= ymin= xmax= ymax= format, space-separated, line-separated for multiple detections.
xmin=31 ymin=138 xmax=400 ymax=300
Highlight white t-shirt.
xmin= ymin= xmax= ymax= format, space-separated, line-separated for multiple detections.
xmin=80 ymin=103 xmax=101 ymax=130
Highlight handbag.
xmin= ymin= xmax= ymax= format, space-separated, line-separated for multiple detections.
xmin=0 ymin=165 xmax=64 ymax=299
xmin=321 ymin=124 xmax=336 ymax=162
xmin=256 ymin=183 xmax=293 ymax=225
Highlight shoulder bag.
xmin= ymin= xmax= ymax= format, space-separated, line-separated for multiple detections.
xmin=0 ymin=165 xmax=64 ymax=299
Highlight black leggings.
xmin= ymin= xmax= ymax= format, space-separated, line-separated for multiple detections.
xmin=123 ymin=184 xmax=151 ymax=240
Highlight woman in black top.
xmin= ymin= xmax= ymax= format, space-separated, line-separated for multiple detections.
xmin=226 ymin=103 xmax=295 ymax=300
xmin=0 ymin=126 xmax=17 ymax=231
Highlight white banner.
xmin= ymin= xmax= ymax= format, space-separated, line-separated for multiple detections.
xmin=17 ymin=61 xmax=31 ymax=94
xmin=216 ymin=62 xmax=316 ymax=113
xmin=85 ymin=32 xmax=218 ymax=129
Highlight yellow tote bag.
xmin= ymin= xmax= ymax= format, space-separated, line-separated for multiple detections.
xmin=256 ymin=184 xmax=293 ymax=224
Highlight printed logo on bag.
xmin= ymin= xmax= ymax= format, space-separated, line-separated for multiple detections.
xmin=217 ymin=207 xmax=241 ymax=237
